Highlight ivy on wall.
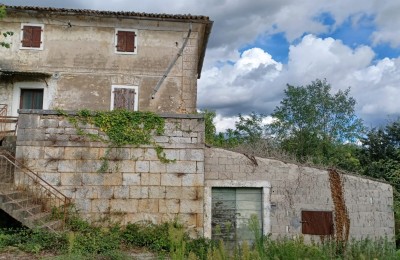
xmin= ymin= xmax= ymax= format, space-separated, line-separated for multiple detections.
xmin=58 ymin=109 xmax=175 ymax=172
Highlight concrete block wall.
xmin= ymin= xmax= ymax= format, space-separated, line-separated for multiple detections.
xmin=205 ymin=148 xmax=394 ymax=241
xmin=16 ymin=110 xmax=205 ymax=235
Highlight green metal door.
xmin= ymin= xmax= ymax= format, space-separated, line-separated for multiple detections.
xmin=211 ymin=188 xmax=263 ymax=244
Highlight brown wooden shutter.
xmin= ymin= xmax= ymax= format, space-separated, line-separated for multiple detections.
xmin=301 ymin=211 xmax=333 ymax=235
xmin=116 ymin=31 xmax=126 ymax=52
xmin=116 ymin=31 xmax=136 ymax=52
xmin=113 ymin=88 xmax=136 ymax=110
xmin=31 ymin=26 xmax=42 ymax=47
xmin=22 ymin=26 xmax=42 ymax=48
xmin=125 ymin=31 xmax=136 ymax=52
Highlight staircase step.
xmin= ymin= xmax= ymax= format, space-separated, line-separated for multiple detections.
xmin=13 ymin=204 xmax=43 ymax=218
xmin=2 ymin=198 xmax=32 ymax=211
xmin=24 ymin=211 xmax=51 ymax=226
xmin=39 ymin=220 xmax=63 ymax=231
xmin=0 ymin=190 xmax=24 ymax=200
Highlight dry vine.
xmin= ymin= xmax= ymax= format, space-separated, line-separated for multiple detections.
xmin=328 ymin=169 xmax=350 ymax=247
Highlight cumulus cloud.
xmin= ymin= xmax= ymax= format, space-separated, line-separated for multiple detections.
xmin=199 ymin=34 xmax=400 ymax=129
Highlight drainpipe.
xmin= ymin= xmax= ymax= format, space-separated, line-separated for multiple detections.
xmin=151 ymin=23 xmax=192 ymax=99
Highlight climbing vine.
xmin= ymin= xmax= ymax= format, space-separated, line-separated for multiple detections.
xmin=58 ymin=109 xmax=174 ymax=172
xmin=328 ymin=169 xmax=350 ymax=249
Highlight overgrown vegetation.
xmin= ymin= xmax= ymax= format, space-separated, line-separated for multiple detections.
xmin=0 ymin=6 xmax=13 ymax=48
xmin=201 ymin=78 xmax=400 ymax=246
xmin=0 ymin=217 xmax=398 ymax=259
xmin=57 ymin=109 xmax=174 ymax=172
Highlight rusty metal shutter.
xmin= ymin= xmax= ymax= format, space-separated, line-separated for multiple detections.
xmin=116 ymin=31 xmax=136 ymax=52
xmin=22 ymin=26 xmax=42 ymax=48
xmin=212 ymin=188 xmax=262 ymax=243
xmin=301 ymin=211 xmax=333 ymax=235
xmin=113 ymin=88 xmax=136 ymax=110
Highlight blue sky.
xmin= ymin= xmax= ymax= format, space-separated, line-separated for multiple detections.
xmin=3 ymin=0 xmax=400 ymax=131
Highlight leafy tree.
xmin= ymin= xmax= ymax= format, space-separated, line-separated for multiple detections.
xmin=233 ymin=112 xmax=266 ymax=144
xmin=0 ymin=6 xmax=13 ymax=48
xmin=269 ymin=79 xmax=365 ymax=163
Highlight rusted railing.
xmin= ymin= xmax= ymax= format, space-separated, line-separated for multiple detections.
xmin=0 ymin=150 xmax=71 ymax=229
xmin=0 ymin=104 xmax=18 ymax=139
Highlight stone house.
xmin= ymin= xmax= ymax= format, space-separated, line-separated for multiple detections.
xmin=0 ymin=5 xmax=395 ymax=243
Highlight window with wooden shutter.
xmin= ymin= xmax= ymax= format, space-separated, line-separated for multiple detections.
xmin=111 ymin=86 xmax=139 ymax=111
xmin=115 ymin=29 xmax=137 ymax=54
xmin=301 ymin=210 xmax=333 ymax=235
xmin=21 ymin=24 xmax=43 ymax=49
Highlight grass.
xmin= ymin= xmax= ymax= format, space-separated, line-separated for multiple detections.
xmin=0 ymin=217 xmax=399 ymax=259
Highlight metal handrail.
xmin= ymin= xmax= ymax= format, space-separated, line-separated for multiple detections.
xmin=0 ymin=104 xmax=18 ymax=138
xmin=0 ymin=150 xmax=71 ymax=229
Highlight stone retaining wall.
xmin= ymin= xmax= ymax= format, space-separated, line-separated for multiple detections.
xmin=16 ymin=110 xmax=205 ymax=235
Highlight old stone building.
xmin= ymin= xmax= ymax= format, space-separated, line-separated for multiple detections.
xmin=0 ymin=5 xmax=395 ymax=243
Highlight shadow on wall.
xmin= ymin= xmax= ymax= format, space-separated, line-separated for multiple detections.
xmin=0 ymin=209 xmax=24 ymax=228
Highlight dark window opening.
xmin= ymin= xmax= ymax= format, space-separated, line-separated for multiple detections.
xmin=20 ymin=89 xmax=44 ymax=109
xmin=301 ymin=210 xmax=333 ymax=235
xmin=116 ymin=31 xmax=136 ymax=52
xmin=22 ymin=25 xmax=42 ymax=48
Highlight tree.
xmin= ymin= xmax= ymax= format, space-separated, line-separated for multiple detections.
xmin=0 ymin=6 xmax=13 ymax=48
xmin=269 ymin=79 xmax=365 ymax=163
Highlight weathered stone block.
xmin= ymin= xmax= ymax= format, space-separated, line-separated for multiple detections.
xmin=180 ymin=199 xmax=202 ymax=213
xmin=58 ymin=160 xmax=76 ymax=172
xmin=110 ymin=199 xmax=138 ymax=213
xmin=166 ymin=161 xmax=196 ymax=174
xmin=40 ymin=118 xmax=59 ymax=128
xmin=136 ymin=161 xmax=150 ymax=173
xmin=138 ymin=199 xmax=159 ymax=213
xmin=91 ymin=199 xmax=110 ymax=213
xmin=149 ymin=186 xmax=166 ymax=199
xmin=113 ymin=186 xmax=129 ymax=199
xmin=161 ymin=173 xmax=182 ymax=186
xmin=82 ymin=173 xmax=104 ymax=186
xmin=149 ymin=161 xmax=166 ymax=173
xmin=182 ymin=174 xmax=203 ymax=187
xmin=60 ymin=172 xmax=82 ymax=186
xmin=122 ymin=173 xmax=141 ymax=185
xmin=104 ymin=173 xmax=123 ymax=186
xmin=130 ymin=186 xmax=149 ymax=199
xmin=159 ymin=199 xmax=180 ymax=213
xmin=141 ymin=173 xmax=161 ymax=186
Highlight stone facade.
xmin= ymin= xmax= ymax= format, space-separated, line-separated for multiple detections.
xmin=16 ymin=110 xmax=205 ymax=235
xmin=205 ymin=148 xmax=394 ymax=241
xmin=0 ymin=6 xmax=212 ymax=116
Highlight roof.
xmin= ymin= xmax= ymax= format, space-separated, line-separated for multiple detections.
xmin=4 ymin=5 xmax=210 ymax=22
xmin=3 ymin=5 xmax=213 ymax=78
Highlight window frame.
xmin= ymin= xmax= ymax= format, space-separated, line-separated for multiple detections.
xmin=19 ymin=88 xmax=44 ymax=110
xmin=110 ymin=85 xmax=139 ymax=111
xmin=114 ymin=28 xmax=138 ymax=55
xmin=20 ymin=23 xmax=44 ymax=50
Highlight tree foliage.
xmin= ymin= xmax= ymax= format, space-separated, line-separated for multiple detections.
xmin=269 ymin=79 xmax=364 ymax=163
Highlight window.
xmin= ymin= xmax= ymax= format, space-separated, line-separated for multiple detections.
xmin=115 ymin=29 xmax=137 ymax=54
xmin=301 ymin=210 xmax=333 ymax=235
xmin=212 ymin=187 xmax=263 ymax=243
xmin=20 ymin=24 xmax=44 ymax=49
xmin=20 ymin=89 xmax=44 ymax=109
xmin=111 ymin=86 xmax=138 ymax=111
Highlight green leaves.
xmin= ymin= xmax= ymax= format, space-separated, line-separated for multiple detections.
xmin=269 ymin=79 xmax=365 ymax=163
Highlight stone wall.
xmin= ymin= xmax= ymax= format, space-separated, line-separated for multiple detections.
xmin=205 ymin=148 xmax=394 ymax=241
xmin=16 ymin=110 xmax=205 ymax=235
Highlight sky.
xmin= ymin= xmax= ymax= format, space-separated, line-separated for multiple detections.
xmin=3 ymin=0 xmax=400 ymax=132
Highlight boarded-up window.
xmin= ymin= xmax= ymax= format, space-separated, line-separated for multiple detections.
xmin=301 ymin=211 xmax=333 ymax=235
xmin=212 ymin=188 xmax=263 ymax=244
xmin=113 ymin=88 xmax=136 ymax=110
xmin=21 ymin=25 xmax=42 ymax=48
xmin=20 ymin=89 xmax=43 ymax=109
xmin=116 ymin=30 xmax=136 ymax=53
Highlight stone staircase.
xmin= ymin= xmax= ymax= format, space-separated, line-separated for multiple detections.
xmin=0 ymin=151 xmax=71 ymax=231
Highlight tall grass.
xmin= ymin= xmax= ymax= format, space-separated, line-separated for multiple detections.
xmin=0 ymin=218 xmax=399 ymax=259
